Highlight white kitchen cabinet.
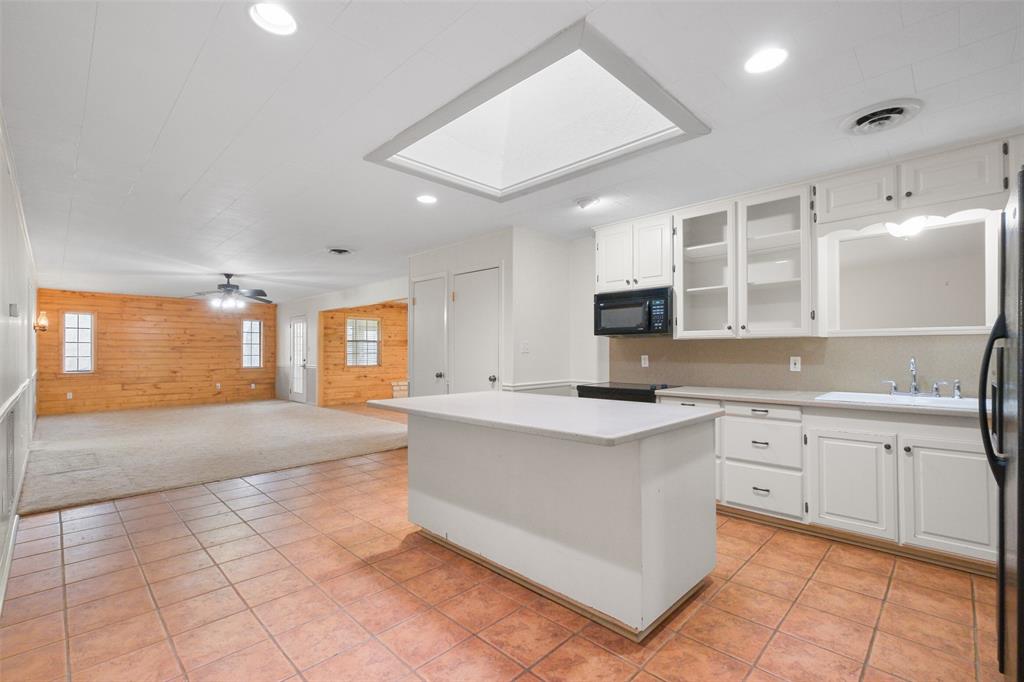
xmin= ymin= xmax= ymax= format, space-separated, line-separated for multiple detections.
xmin=899 ymin=141 xmax=1005 ymax=209
xmin=806 ymin=429 xmax=898 ymax=541
xmin=673 ymin=201 xmax=736 ymax=338
xmin=723 ymin=460 xmax=804 ymax=519
xmin=595 ymin=223 xmax=635 ymax=293
xmin=898 ymin=434 xmax=998 ymax=561
xmin=1010 ymin=135 xmax=1024 ymax=186
xmin=737 ymin=186 xmax=814 ymax=337
xmin=594 ymin=215 xmax=672 ymax=293
xmin=814 ymin=166 xmax=898 ymax=223
xmin=658 ymin=396 xmax=722 ymax=500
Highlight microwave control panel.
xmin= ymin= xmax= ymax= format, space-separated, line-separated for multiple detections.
xmin=650 ymin=297 xmax=669 ymax=332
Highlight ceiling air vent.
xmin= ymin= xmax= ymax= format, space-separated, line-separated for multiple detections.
xmin=326 ymin=247 xmax=351 ymax=255
xmin=841 ymin=99 xmax=922 ymax=135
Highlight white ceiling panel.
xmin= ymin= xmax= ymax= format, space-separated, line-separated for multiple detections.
xmin=2 ymin=0 xmax=1022 ymax=301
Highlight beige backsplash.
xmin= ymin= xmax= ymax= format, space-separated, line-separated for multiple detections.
xmin=609 ymin=335 xmax=988 ymax=397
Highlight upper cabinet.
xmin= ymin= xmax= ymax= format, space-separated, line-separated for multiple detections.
xmin=673 ymin=201 xmax=736 ymax=338
xmin=595 ymin=214 xmax=672 ymax=293
xmin=815 ymin=141 xmax=1007 ymax=224
xmin=738 ymin=186 xmax=814 ymax=337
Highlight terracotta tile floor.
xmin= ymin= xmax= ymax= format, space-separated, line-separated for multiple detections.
xmin=0 ymin=446 xmax=1003 ymax=681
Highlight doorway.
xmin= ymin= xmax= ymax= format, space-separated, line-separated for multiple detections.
xmin=411 ymin=276 xmax=448 ymax=396
xmin=451 ymin=267 xmax=501 ymax=393
xmin=289 ymin=316 xmax=307 ymax=403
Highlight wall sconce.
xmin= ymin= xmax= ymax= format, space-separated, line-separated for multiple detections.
xmin=33 ymin=310 xmax=49 ymax=333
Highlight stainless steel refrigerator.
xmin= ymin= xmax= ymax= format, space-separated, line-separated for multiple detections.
xmin=981 ymin=162 xmax=1023 ymax=680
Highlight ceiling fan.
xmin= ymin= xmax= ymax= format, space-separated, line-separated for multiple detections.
xmin=194 ymin=273 xmax=272 ymax=309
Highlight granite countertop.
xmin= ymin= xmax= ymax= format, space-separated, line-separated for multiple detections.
xmin=655 ymin=386 xmax=979 ymax=418
xmin=368 ymin=391 xmax=723 ymax=446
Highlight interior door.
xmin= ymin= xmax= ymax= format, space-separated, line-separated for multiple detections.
xmin=288 ymin=317 xmax=307 ymax=403
xmin=411 ymin=276 xmax=448 ymax=396
xmin=451 ymin=267 xmax=501 ymax=393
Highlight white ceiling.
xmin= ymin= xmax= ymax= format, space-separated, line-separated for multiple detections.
xmin=2 ymin=1 xmax=1022 ymax=302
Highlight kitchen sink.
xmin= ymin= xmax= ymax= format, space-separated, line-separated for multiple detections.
xmin=815 ymin=391 xmax=978 ymax=411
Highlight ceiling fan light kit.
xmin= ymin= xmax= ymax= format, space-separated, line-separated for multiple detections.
xmin=195 ymin=273 xmax=272 ymax=308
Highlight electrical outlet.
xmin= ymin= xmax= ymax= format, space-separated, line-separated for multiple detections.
xmin=641 ymin=355 xmax=649 ymax=368
xmin=66 ymin=392 xmax=72 ymax=400
xmin=520 ymin=341 xmax=530 ymax=354
xmin=250 ymin=383 xmax=256 ymax=390
xmin=215 ymin=383 xmax=222 ymax=391
xmin=789 ymin=356 xmax=801 ymax=372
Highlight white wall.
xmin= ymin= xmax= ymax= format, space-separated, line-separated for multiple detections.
xmin=568 ymin=234 xmax=608 ymax=386
xmin=0 ymin=111 xmax=37 ymax=598
xmin=274 ymin=276 xmax=408 ymax=401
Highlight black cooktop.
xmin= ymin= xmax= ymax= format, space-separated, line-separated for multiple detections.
xmin=576 ymin=382 xmax=678 ymax=403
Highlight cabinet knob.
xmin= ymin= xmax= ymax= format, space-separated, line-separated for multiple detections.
xmin=726 ymin=324 xmax=733 ymax=330
xmin=885 ymin=195 xmax=893 ymax=201
xmin=633 ymin=278 xmax=638 ymax=284
xmin=434 ymin=371 xmax=444 ymax=379
xmin=884 ymin=443 xmax=892 ymax=450
xmin=903 ymin=445 xmax=912 ymax=453
xmin=488 ymin=375 xmax=497 ymax=383
xmin=740 ymin=324 xmax=747 ymax=330
xmin=905 ymin=191 xmax=913 ymax=198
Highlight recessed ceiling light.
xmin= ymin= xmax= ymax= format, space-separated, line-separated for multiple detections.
xmin=417 ymin=195 xmax=438 ymax=205
xmin=744 ymin=47 xmax=788 ymax=74
xmin=576 ymin=197 xmax=602 ymax=210
xmin=249 ymin=3 xmax=297 ymax=36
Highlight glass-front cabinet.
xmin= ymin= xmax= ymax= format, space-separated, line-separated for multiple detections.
xmin=737 ymin=186 xmax=813 ymax=337
xmin=673 ymin=201 xmax=736 ymax=338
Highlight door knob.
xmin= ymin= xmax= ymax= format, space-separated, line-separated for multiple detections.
xmin=434 ymin=371 xmax=444 ymax=379
xmin=488 ymin=375 xmax=497 ymax=383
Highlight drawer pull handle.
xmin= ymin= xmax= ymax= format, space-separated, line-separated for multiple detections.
xmin=679 ymin=402 xmax=696 ymax=407
xmin=751 ymin=408 xmax=769 ymax=414
xmin=751 ymin=440 xmax=770 ymax=447
xmin=751 ymin=486 xmax=771 ymax=494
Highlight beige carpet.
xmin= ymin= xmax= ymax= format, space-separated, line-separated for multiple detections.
xmin=19 ymin=400 xmax=408 ymax=514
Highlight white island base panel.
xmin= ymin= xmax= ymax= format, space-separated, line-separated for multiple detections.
xmin=406 ymin=414 xmax=716 ymax=640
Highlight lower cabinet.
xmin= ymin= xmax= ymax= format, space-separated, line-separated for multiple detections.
xmin=806 ymin=429 xmax=898 ymax=540
xmin=722 ymin=460 xmax=803 ymax=518
xmin=898 ymin=435 xmax=998 ymax=562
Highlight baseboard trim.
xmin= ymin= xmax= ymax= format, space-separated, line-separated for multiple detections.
xmin=419 ymin=529 xmax=708 ymax=642
xmin=717 ymin=505 xmax=997 ymax=578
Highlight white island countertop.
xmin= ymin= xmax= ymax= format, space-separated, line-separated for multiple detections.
xmin=368 ymin=391 xmax=722 ymax=446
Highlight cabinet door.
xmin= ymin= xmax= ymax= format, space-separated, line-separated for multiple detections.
xmin=674 ymin=201 xmax=736 ymax=338
xmin=814 ymin=166 xmax=898 ymax=223
xmin=807 ymin=429 xmax=897 ymax=540
xmin=737 ymin=186 xmax=813 ymax=337
xmin=898 ymin=435 xmax=998 ymax=561
xmin=632 ymin=214 xmax=673 ymax=288
xmin=899 ymin=141 xmax=1005 ymax=209
xmin=595 ymin=223 xmax=634 ymax=293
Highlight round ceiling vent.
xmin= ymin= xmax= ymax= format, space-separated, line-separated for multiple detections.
xmin=841 ymin=99 xmax=922 ymax=135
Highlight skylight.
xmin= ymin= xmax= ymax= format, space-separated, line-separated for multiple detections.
xmin=366 ymin=21 xmax=709 ymax=201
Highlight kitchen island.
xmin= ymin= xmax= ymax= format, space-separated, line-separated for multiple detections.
xmin=367 ymin=391 xmax=722 ymax=641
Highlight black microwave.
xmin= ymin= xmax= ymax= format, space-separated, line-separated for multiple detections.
xmin=594 ymin=287 xmax=672 ymax=336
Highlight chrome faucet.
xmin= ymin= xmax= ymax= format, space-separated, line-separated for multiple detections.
xmin=932 ymin=380 xmax=948 ymax=397
xmin=953 ymin=379 xmax=962 ymax=399
xmin=909 ymin=357 xmax=919 ymax=395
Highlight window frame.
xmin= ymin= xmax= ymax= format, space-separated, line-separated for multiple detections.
xmin=241 ymin=319 xmax=263 ymax=369
xmin=345 ymin=317 xmax=382 ymax=367
xmin=62 ymin=311 xmax=96 ymax=374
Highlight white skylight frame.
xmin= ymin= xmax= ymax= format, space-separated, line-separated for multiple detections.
xmin=365 ymin=20 xmax=710 ymax=202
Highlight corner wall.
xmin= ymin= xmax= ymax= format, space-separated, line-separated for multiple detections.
xmin=0 ymin=111 xmax=36 ymax=600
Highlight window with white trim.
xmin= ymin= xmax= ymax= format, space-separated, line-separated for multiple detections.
xmin=242 ymin=320 xmax=262 ymax=368
xmin=63 ymin=312 xmax=94 ymax=373
xmin=346 ymin=318 xmax=380 ymax=366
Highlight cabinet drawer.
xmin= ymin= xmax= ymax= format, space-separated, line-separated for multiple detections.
xmin=723 ymin=401 xmax=801 ymax=422
xmin=723 ymin=461 xmax=803 ymax=518
xmin=721 ymin=417 xmax=802 ymax=468
xmin=658 ymin=397 xmax=722 ymax=409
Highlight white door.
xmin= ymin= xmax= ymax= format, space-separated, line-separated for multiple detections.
xmin=595 ymin=223 xmax=634 ymax=293
xmin=898 ymin=435 xmax=999 ymax=561
xmin=632 ymin=214 xmax=673 ymax=288
xmin=807 ymin=429 xmax=897 ymax=540
xmin=411 ymin=276 xmax=448 ymax=396
xmin=814 ymin=166 xmax=898 ymax=223
xmin=451 ymin=267 xmax=501 ymax=394
xmin=899 ymin=141 xmax=1005 ymax=209
xmin=288 ymin=316 xmax=307 ymax=403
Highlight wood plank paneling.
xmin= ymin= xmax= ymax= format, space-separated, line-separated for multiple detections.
xmin=318 ymin=301 xmax=407 ymax=406
xmin=36 ymin=289 xmax=276 ymax=415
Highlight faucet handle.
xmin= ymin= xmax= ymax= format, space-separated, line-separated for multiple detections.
xmin=932 ymin=380 xmax=949 ymax=397
xmin=882 ymin=380 xmax=898 ymax=395
xmin=953 ymin=379 xmax=962 ymax=399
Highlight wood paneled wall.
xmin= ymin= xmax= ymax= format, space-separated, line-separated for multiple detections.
xmin=36 ymin=289 xmax=276 ymax=415
xmin=318 ymin=300 xmax=407 ymax=406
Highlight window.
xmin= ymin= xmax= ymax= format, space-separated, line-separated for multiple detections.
xmin=242 ymin=320 xmax=262 ymax=368
xmin=63 ymin=312 xmax=93 ymax=373
xmin=346 ymin=318 xmax=380 ymax=366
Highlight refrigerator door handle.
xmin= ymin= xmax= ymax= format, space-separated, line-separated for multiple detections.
xmin=978 ymin=312 xmax=1008 ymax=485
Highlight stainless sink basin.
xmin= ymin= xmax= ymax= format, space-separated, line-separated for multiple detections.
xmin=816 ymin=391 xmax=978 ymax=411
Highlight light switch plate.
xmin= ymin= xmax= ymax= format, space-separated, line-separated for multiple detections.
xmin=789 ymin=356 xmax=801 ymax=372
xmin=641 ymin=355 xmax=649 ymax=368
xmin=8 ymin=303 xmax=18 ymax=317
xmin=250 ymin=383 xmax=256 ymax=389
xmin=66 ymin=392 xmax=72 ymax=400
xmin=520 ymin=341 xmax=530 ymax=354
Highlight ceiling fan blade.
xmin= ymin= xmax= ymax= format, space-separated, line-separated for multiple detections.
xmin=237 ymin=288 xmax=267 ymax=297
xmin=193 ymin=290 xmax=221 ymax=296
xmin=244 ymin=295 xmax=273 ymax=304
